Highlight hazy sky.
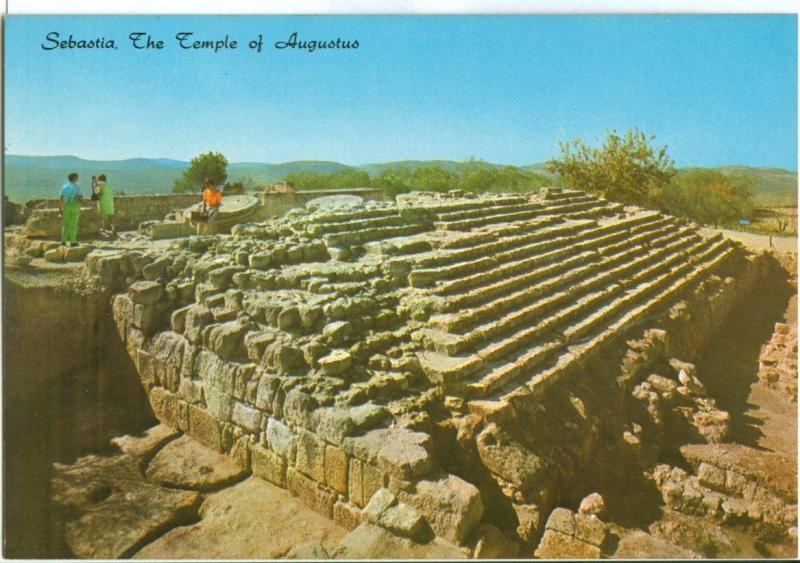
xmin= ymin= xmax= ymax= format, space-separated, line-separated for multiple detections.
xmin=4 ymin=14 xmax=797 ymax=169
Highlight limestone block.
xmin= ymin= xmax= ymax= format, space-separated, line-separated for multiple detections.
xmin=266 ymin=417 xmax=296 ymax=461
xmin=283 ymin=388 xmax=318 ymax=429
xmin=251 ymin=443 xmax=287 ymax=487
xmin=349 ymin=402 xmax=389 ymax=430
xmin=142 ymin=256 xmax=171 ymax=281
xmin=333 ymin=500 xmax=362 ymax=531
xmin=129 ymin=280 xmax=163 ymax=305
xmin=263 ymin=342 xmax=307 ymax=375
xmin=188 ymin=404 xmax=224 ymax=452
xmin=471 ymin=524 xmax=519 ymax=559
xmin=296 ymin=428 xmax=326 ymax=483
xmin=232 ymin=402 xmax=262 ymax=433
xmin=277 ymin=307 xmax=301 ymax=331
xmin=325 ymin=445 xmax=348 ymax=495
xmin=534 ymin=529 xmax=601 ymax=559
xmin=698 ymin=462 xmax=727 ymax=492
xmin=312 ymin=407 xmax=355 ymax=445
xmin=513 ymin=503 xmax=542 ymax=544
xmin=244 ymin=330 xmax=276 ymax=363
xmin=362 ymin=488 xmax=426 ymax=540
xmin=208 ymin=265 xmax=245 ymax=289
xmin=256 ymin=375 xmax=280 ymax=413
xmin=344 ymin=428 xmax=433 ymax=481
xmin=204 ymin=320 xmax=250 ymax=361
xmin=132 ymin=303 xmax=159 ymax=332
xmin=287 ymin=467 xmax=336 ymax=519
xmin=149 ymin=386 xmax=178 ymax=429
xmin=177 ymin=378 xmax=204 ymax=405
xmin=322 ymin=320 xmax=353 ymax=345
xmin=170 ymin=305 xmax=192 ymax=334
xmin=318 ymin=350 xmax=352 ymax=377
xmin=230 ymin=435 xmax=252 ymax=471
xmin=578 ymin=492 xmax=607 ymax=518
xmin=544 ymin=508 xmax=607 ymax=547
xmin=476 ymin=423 xmax=549 ymax=491
xmin=184 ymin=304 xmax=213 ymax=344
xmin=400 ymin=473 xmax=483 ymax=544
xmin=203 ymin=386 xmax=234 ymax=422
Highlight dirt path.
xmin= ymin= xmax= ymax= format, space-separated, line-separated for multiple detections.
xmin=702 ymin=227 xmax=798 ymax=254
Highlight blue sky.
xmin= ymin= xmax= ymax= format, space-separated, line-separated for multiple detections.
xmin=4 ymin=14 xmax=798 ymax=169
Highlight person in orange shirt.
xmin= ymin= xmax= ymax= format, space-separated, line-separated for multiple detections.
xmin=201 ymin=179 xmax=222 ymax=234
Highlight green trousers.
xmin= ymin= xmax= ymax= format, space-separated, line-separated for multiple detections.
xmin=61 ymin=201 xmax=81 ymax=243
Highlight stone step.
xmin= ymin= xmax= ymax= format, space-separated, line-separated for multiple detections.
xmin=433 ymin=212 xmax=667 ymax=296
xmin=463 ymin=237 xmax=732 ymax=398
xmin=307 ymin=215 xmax=406 ymax=236
xmin=421 ymin=196 xmax=530 ymax=216
xmin=324 ymin=224 xmax=427 ymax=247
xmin=537 ymin=199 xmax=607 ymax=217
xmin=435 ymin=224 xmax=687 ymax=333
xmin=409 ymin=221 xmax=597 ymax=287
xmin=433 ymin=201 xmax=542 ymax=223
xmin=307 ymin=208 xmax=398 ymax=225
xmin=413 ymin=218 xmax=586 ymax=270
xmin=538 ymin=188 xmax=592 ymax=201
xmin=504 ymin=240 xmax=736 ymax=402
xmin=434 ymin=207 xmax=547 ymax=232
xmin=429 ymin=229 xmax=702 ymax=357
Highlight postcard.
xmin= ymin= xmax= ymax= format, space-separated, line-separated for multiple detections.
xmin=2 ymin=11 xmax=797 ymax=560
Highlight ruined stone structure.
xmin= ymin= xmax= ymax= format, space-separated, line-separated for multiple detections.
xmin=6 ymin=184 xmax=795 ymax=558
xmin=81 ymin=185 xmax=781 ymax=552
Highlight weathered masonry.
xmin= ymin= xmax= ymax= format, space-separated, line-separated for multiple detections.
xmin=97 ymin=187 xmax=770 ymax=547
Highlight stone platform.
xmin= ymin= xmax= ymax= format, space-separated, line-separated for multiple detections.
xmin=72 ymin=187 xmax=769 ymax=550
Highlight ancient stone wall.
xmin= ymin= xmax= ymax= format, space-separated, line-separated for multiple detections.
xmin=23 ymin=194 xmax=201 ymax=237
xmin=21 ymin=189 xmax=386 ymax=239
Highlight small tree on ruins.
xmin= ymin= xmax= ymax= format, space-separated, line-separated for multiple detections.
xmin=172 ymin=151 xmax=229 ymax=193
xmin=546 ymin=128 xmax=676 ymax=207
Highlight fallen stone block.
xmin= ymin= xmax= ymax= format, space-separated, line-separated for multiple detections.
xmin=400 ymin=473 xmax=483 ymax=545
xmin=470 ymin=523 xmax=519 ymax=559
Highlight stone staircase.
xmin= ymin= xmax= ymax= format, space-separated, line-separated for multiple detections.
xmin=391 ymin=192 xmax=737 ymax=399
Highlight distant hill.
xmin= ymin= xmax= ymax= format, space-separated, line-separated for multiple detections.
xmin=2 ymin=156 xmax=352 ymax=202
xmin=718 ymin=165 xmax=797 ymax=206
xmin=675 ymin=165 xmax=797 ymax=207
xmin=4 ymin=154 xmax=796 ymax=206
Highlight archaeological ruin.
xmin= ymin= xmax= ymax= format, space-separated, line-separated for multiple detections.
xmin=3 ymin=185 xmax=797 ymax=558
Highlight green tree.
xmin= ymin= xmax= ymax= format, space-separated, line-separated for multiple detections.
xmin=661 ymin=169 xmax=753 ymax=227
xmin=411 ymin=166 xmax=457 ymax=192
xmin=546 ymin=128 xmax=676 ymax=206
xmin=283 ymin=168 xmax=371 ymax=190
xmin=172 ymin=151 xmax=228 ymax=193
xmin=371 ymin=167 xmax=414 ymax=198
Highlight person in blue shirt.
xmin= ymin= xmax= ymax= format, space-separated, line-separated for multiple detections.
xmin=59 ymin=172 xmax=83 ymax=246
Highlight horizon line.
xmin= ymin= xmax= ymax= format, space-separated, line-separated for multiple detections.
xmin=4 ymin=153 xmax=798 ymax=174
